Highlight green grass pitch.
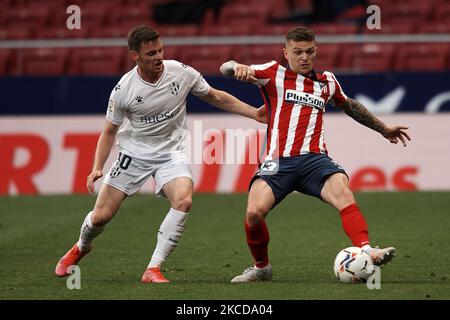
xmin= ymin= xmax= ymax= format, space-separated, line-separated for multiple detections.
xmin=1 ymin=192 xmax=449 ymax=300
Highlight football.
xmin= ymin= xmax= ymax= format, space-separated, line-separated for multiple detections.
xmin=333 ymin=247 xmax=374 ymax=283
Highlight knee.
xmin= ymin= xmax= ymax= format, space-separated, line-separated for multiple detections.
xmin=91 ymin=209 xmax=111 ymax=226
xmin=339 ymin=187 xmax=355 ymax=203
xmin=171 ymin=195 xmax=193 ymax=212
xmin=333 ymin=187 xmax=355 ymax=209
xmin=92 ymin=202 xmax=116 ymax=226
xmin=246 ymin=204 xmax=269 ymax=225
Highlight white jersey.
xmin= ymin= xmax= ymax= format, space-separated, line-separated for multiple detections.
xmin=106 ymin=60 xmax=210 ymax=160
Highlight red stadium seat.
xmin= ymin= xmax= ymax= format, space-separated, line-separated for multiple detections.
xmin=219 ymin=4 xmax=270 ymax=29
xmin=91 ymin=26 xmax=130 ymax=39
xmin=76 ymin=3 xmax=110 ymax=29
xmin=156 ymin=25 xmax=199 ymax=37
xmin=314 ymin=44 xmax=341 ymax=73
xmin=383 ymin=3 xmax=433 ymax=25
xmin=181 ymin=46 xmax=232 ymax=75
xmin=4 ymin=6 xmax=51 ymax=29
xmin=309 ymin=23 xmax=358 ymax=35
xmin=417 ymin=22 xmax=450 ymax=34
xmin=37 ymin=26 xmax=91 ymax=39
xmin=110 ymin=2 xmax=153 ymax=29
xmin=15 ymin=48 xmax=67 ymax=76
xmin=363 ymin=22 xmax=416 ymax=34
xmin=435 ymin=3 xmax=450 ymax=23
xmin=254 ymin=24 xmax=300 ymax=36
xmin=201 ymin=24 xmax=253 ymax=36
xmin=237 ymin=44 xmax=285 ymax=66
xmin=352 ymin=43 xmax=396 ymax=72
xmin=161 ymin=45 xmax=180 ymax=61
xmin=0 ymin=25 xmax=33 ymax=39
xmin=0 ymin=49 xmax=11 ymax=76
xmin=68 ymin=47 xmax=125 ymax=75
xmin=394 ymin=43 xmax=449 ymax=71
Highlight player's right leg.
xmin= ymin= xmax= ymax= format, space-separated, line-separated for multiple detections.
xmin=55 ymin=184 xmax=126 ymax=277
xmin=142 ymin=171 xmax=194 ymax=284
xmin=321 ymin=172 xmax=396 ymax=265
xmin=231 ymin=178 xmax=275 ymax=283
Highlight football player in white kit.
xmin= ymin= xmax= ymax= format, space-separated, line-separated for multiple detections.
xmin=55 ymin=25 xmax=266 ymax=283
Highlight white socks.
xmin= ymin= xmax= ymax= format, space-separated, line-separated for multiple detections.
xmin=148 ymin=208 xmax=189 ymax=269
xmin=77 ymin=211 xmax=104 ymax=252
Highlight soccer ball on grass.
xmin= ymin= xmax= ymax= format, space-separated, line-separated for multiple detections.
xmin=333 ymin=246 xmax=374 ymax=283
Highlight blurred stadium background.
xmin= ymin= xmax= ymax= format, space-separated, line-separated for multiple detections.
xmin=1 ymin=0 xmax=450 ymax=195
xmin=1 ymin=0 xmax=450 ymax=300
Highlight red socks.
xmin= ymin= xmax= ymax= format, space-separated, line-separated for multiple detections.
xmin=339 ymin=203 xmax=370 ymax=247
xmin=245 ymin=219 xmax=270 ymax=268
xmin=244 ymin=203 xmax=367 ymax=267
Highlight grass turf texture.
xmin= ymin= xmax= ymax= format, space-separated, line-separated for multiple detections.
xmin=1 ymin=192 xmax=449 ymax=300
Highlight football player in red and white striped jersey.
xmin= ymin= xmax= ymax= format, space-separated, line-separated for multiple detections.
xmin=222 ymin=26 xmax=411 ymax=282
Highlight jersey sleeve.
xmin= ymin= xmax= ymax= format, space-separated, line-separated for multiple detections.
xmin=105 ymin=85 xmax=126 ymax=125
xmin=185 ymin=65 xmax=211 ymax=96
xmin=250 ymin=60 xmax=278 ymax=86
xmin=329 ymin=72 xmax=348 ymax=107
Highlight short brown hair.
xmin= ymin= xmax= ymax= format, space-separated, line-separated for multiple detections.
xmin=127 ymin=25 xmax=160 ymax=52
xmin=286 ymin=26 xmax=316 ymax=43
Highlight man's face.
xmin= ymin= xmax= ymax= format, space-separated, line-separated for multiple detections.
xmin=132 ymin=38 xmax=164 ymax=74
xmin=283 ymin=40 xmax=317 ymax=76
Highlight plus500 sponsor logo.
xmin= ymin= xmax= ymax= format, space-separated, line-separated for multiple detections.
xmin=285 ymin=90 xmax=325 ymax=110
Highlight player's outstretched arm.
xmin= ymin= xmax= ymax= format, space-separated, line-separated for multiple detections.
xmin=340 ymin=98 xmax=411 ymax=147
xmin=199 ymin=87 xmax=267 ymax=123
xmin=87 ymin=121 xmax=119 ymax=194
xmin=220 ymin=60 xmax=258 ymax=83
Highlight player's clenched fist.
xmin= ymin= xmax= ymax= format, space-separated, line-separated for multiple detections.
xmin=87 ymin=170 xmax=103 ymax=195
xmin=234 ymin=64 xmax=257 ymax=83
xmin=220 ymin=60 xmax=257 ymax=83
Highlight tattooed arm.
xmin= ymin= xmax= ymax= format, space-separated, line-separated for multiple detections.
xmin=339 ymin=97 xmax=411 ymax=147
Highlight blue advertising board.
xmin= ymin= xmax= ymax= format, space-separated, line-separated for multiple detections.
xmin=0 ymin=72 xmax=449 ymax=114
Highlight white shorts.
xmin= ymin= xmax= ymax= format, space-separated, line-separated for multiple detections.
xmin=103 ymin=152 xmax=193 ymax=197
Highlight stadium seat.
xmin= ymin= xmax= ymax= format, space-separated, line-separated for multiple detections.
xmin=254 ymin=23 xmax=300 ymax=36
xmin=156 ymin=25 xmax=199 ymax=37
xmin=309 ymin=23 xmax=359 ymax=35
xmin=219 ymin=4 xmax=270 ymax=29
xmin=162 ymin=45 xmax=181 ymax=61
xmin=68 ymin=47 xmax=125 ymax=75
xmin=0 ymin=49 xmax=11 ymax=76
xmin=110 ymin=2 xmax=154 ymax=29
xmin=394 ymin=43 xmax=449 ymax=71
xmin=0 ymin=25 xmax=33 ymax=39
xmin=181 ymin=46 xmax=232 ymax=75
xmin=37 ymin=26 xmax=91 ymax=39
xmin=339 ymin=43 xmax=396 ymax=73
xmin=417 ymin=22 xmax=450 ymax=34
xmin=351 ymin=43 xmax=396 ymax=72
xmin=314 ymin=44 xmax=341 ymax=73
xmin=383 ymin=3 xmax=433 ymax=25
xmin=201 ymin=24 xmax=253 ymax=36
xmin=435 ymin=3 xmax=450 ymax=23
xmin=3 ymin=6 xmax=51 ymax=29
xmin=76 ymin=3 xmax=110 ymax=29
xmin=15 ymin=48 xmax=67 ymax=76
xmin=363 ymin=22 xmax=416 ymax=34
xmin=237 ymin=44 xmax=285 ymax=66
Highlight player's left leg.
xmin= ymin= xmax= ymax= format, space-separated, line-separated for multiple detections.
xmin=142 ymin=164 xmax=193 ymax=283
xmin=320 ymin=173 xmax=395 ymax=265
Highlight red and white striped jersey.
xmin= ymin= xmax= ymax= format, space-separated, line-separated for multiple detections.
xmin=252 ymin=61 xmax=348 ymax=160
